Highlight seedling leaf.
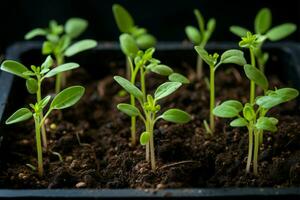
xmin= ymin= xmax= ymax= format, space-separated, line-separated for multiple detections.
xmin=1 ymin=60 xmax=29 ymax=78
xmin=25 ymin=28 xmax=47 ymax=40
xmin=255 ymin=8 xmax=272 ymax=34
xmin=154 ymin=82 xmax=182 ymax=101
xmin=230 ymin=26 xmax=250 ymax=37
xmin=117 ymin=103 xmax=140 ymax=117
xmin=168 ymin=73 xmax=190 ymax=84
xmin=112 ymin=4 xmax=134 ymax=33
xmin=64 ymin=39 xmax=97 ymax=57
xmin=266 ymin=23 xmax=296 ymax=41
xmin=6 ymin=108 xmax=32 ymax=124
xmin=140 ymin=131 xmax=150 ymax=145
xmin=244 ymin=64 xmax=268 ymax=90
xmin=150 ymin=64 xmax=173 ymax=76
xmin=65 ymin=18 xmax=88 ymax=38
xmin=185 ymin=26 xmax=201 ymax=44
xmin=230 ymin=118 xmax=248 ymax=127
xmin=114 ymin=76 xmax=143 ymax=100
xmin=44 ymin=63 xmax=79 ymax=78
xmin=161 ymin=109 xmax=191 ymax=124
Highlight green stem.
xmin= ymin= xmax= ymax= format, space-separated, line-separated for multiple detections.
xmin=209 ymin=66 xmax=215 ymax=133
xmin=253 ymin=129 xmax=259 ymax=176
xmin=129 ymin=57 xmax=137 ymax=146
xmin=34 ymin=115 xmax=43 ymax=177
xmin=145 ymin=114 xmax=150 ymax=162
xmin=246 ymin=124 xmax=253 ymax=173
xmin=37 ymin=79 xmax=47 ymax=149
xmin=249 ymin=49 xmax=256 ymax=104
xmin=140 ymin=66 xmax=146 ymax=101
xmin=149 ymin=118 xmax=156 ymax=170
xmin=126 ymin=57 xmax=131 ymax=80
xmin=196 ymin=55 xmax=203 ymax=79
xmin=55 ymin=55 xmax=65 ymax=94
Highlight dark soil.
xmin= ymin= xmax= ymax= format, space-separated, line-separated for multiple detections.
xmin=0 ymin=59 xmax=300 ymax=189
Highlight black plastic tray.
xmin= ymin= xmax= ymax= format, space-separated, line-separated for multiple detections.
xmin=1 ymin=41 xmax=300 ymax=199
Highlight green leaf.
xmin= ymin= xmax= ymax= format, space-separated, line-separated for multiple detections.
xmin=26 ymin=78 xmax=38 ymax=94
xmin=221 ymin=100 xmax=243 ymax=112
xmin=44 ymin=62 xmax=79 ymax=78
xmin=154 ymin=82 xmax=182 ymax=101
xmin=6 ymin=108 xmax=32 ymax=125
xmin=244 ymin=64 xmax=268 ymax=90
xmin=185 ymin=26 xmax=201 ymax=44
xmin=243 ymin=103 xmax=255 ymax=121
xmin=168 ymin=73 xmax=190 ymax=84
xmin=161 ymin=109 xmax=191 ymax=124
xmin=266 ymin=23 xmax=297 ymax=41
xmin=135 ymin=34 xmax=157 ymax=49
xmin=150 ymin=64 xmax=173 ymax=76
xmin=25 ymin=28 xmax=47 ymax=40
xmin=230 ymin=26 xmax=249 ymax=37
xmin=112 ymin=4 xmax=135 ymax=33
xmin=1 ymin=60 xmax=29 ymax=78
xmin=256 ymin=88 xmax=299 ymax=109
xmin=213 ymin=102 xmax=241 ymax=118
xmin=256 ymin=117 xmax=277 ymax=132
xmin=140 ymin=131 xmax=150 ymax=145
xmin=220 ymin=49 xmax=246 ymax=66
xmin=230 ymin=118 xmax=248 ymax=127
xmin=194 ymin=46 xmax=216 ymax=66
xmin=42 ymin=41 xmax=54 ymax=55
xmin=207 ymin=18 xmax=216 ymax=34
xmin=114 ymin=76 xmax=143 ymax=100
xmin=64 ymin=39 xmax=97 ymax=57
xmin=194 ymin=9 xmax=205 ymax=33
xmin=40 ymin=95 xmax=51 ymax=108
xmin=117 ymin=103 xmax=140 ymax=117
xmin=119 ymin=33 xmax=139 ymax=57
xmin=50 ymin=86 xmax=85 ymax=110
xmin=255 ymin=8 xmax=272 ymax=34
xmin=65 ymin=18 xmax=88 ymax=38
xmin=57 ymin=35 xmax=72 ymax=53
xmin=41 ymin=56 xmax=54 ymax=69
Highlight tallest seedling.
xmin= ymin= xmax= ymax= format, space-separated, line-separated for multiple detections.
xmin=230 ymin=8 xmax=296 ymax=72
xmin=25 ymin=18 xmax=97 ymax=93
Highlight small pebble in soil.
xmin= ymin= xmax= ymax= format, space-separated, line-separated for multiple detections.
xmin=156 ymin=183 xmax=166 ymax=189
xmin=75 ymin=182 xmax=87 ymax=188
xmin=66 ymin=156 xmax=73 ymax=162
xmin=50 ymin=123 xmax=57 ymax=130
xmin=19 ymin=139 xmax=30 ymax=145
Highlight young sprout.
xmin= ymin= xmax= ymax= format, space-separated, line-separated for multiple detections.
xmin=119 ymin=33 xmax=190 ymax=146
xmin=185 ymin=9 xmax=216 ymax=79
xmin=113 ymin=4 xmax=157 ymax=79
xmin=1 ymin=56 xmax=79 ymax=149
xmin=25 ymin=18 xmax=97 ymax=93
xmin=112 ymin=4 xmax=156 ymax=49
xmin=230 ymin=8 xmax=296 ymax=72
xmin=114 ymin=76 xmax=191 ymax=170
xmin=213 ymin=64 xmax=299 ymax=175
xmin=194 ymin=47 xmax=246 ymax=134
xmin=5 ymin=85 xmax=84 ymax=176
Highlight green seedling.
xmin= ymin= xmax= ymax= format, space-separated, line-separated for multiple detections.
xmin=230 ymin=8 xmax=296 ymax=72
xmin=113 ymin=4 xmax=157 ymax=79
xmin=114 ymin=76 xmax=191 ymax=170
xmin=119 ymin=33 xmax=190 ymax=146
xmin=5 ymin=85 xmax=85 ymax=176
xmin=112 ymin=4 xmax=156 ymax=49
xmin=194 ymin=47 xmax=246 ymax=134
xmin=25 ymin=18 xmax=97 ymax=93
xmin=213 ymin=64 xmax=299 ymax=175
xmin=1 ymin=56 xmax=80 ymax=149
xmin=185 ymin=9 xmax=216 ymax=79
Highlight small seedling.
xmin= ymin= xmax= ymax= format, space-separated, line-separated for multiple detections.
xmin=185 ymin=9 xmax=216 ymax=79
xmin=213 ymin=64 xmax=299 ymax=175
xmin=1 ymin=56 xmax=80 ymax=149
xmin=113 ymin=4 xmax=157 ymax=79
xmin=25 ymin=18 xmax=97 ymax=93
xmin=114 ymin=76 xmax=191 ymax=170
xmin=194 ymin=47 xmax=246 ymax=134
xmin=230 ymin=8 xmax=296 ymax=72
xmin=119 ymin=33 xmax=189 ymax=146
xmin=5 ymin=85 xmax=85 ymax=176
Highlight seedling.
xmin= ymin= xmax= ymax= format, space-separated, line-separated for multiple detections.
xmin=1 ymin=56 xmax=80 ymax=149
xmin=230 ymin=8 xmax=296 ymax=72
xmin=194 ymin=47 xmax=246 ymax=134
xmin=112 ymin=4 xmax=156 ymax=49
xmin=5 ymin=85 xmax=84 ymax=176
xmin=113 ymin=4 xmax=157 ymax=79
xmin=25 ymin=18 xmax=97 ymax=93
xmin=213 ymin=64 xmax=299 ymax=175
xmin=119 ymin=33 xmax=189 ymax=146
xmin=114 ymin=76 xmax=191 ymax=170
xmin=185 ymin=9 xmax=216 ymax=79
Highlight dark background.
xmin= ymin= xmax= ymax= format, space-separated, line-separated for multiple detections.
xmin=1 ymin=0 xmax=300 ymax=52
